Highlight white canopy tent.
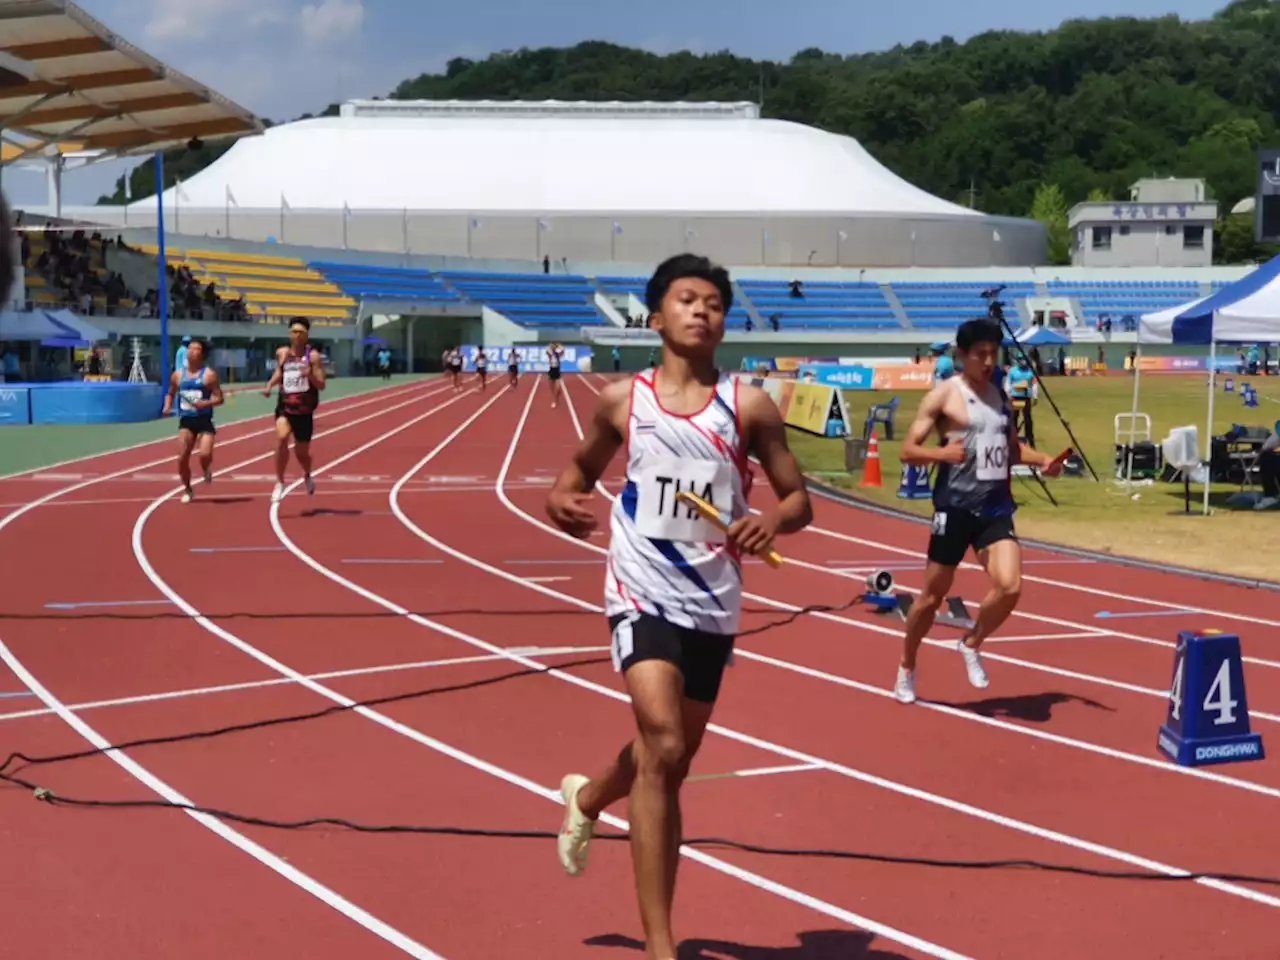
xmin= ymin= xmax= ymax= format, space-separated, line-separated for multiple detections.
xmin=1133 ymin=256 xmax=1280 ymax=513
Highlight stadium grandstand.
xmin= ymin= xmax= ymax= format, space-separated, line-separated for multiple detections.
xmin=67 ymin=98 xmax=1045 ymax=269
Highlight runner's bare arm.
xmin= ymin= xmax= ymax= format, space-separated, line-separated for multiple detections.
xmin=1006 ymin=414 xmax=1059 ymax=473
xmin=309 ymin=350 xmax=327 ymax=390
xmin=545 ymin=378 xmax=627 ymax=537
xmin=739 ymin=385 xmax=812 ymax=535
xmin=198 ymin=369 xmax=225 ymax=409
xmin=263 ymin=349 xmax=284 ymax=395
xmin=161 ymin=370 xmax=179 ymax=415
xmin=901 ymin=385 xmax=963 ymax=465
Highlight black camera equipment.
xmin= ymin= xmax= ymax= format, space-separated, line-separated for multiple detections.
xmin=981 ymin=286 xmax=1099 ymax=486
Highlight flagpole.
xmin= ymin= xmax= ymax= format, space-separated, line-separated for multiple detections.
xmin=156 ymin=150 xmax=171 ymax=396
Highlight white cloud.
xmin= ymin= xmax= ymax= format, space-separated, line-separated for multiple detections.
xmin=298 ymin=0 xmax=364 ymax=46
xmin=142 ymin=0 xmax=291 ymax=42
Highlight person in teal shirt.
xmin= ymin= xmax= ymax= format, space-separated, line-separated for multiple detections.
xmin=931 ymin=342 xmax=955 ymax=383
xmin=1006 ymin=356 xmax=1034 ymax=400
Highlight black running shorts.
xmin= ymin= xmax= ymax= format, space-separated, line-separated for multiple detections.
xmin=926 ymin=509 xmax=1017 ymax=568
xmin=178 ymin=416 xmax=216 ymax=436
xmin=275 ymin=407 xmax=315 ymax=444
xmin=607 ymin=612 xmax=735 ymax=704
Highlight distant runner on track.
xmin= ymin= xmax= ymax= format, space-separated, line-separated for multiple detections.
xmin=161 ymin=338 xmax=223 ymax=503
xmin=263 ymin=317 xmax=324 ymax=503
xmin=546 ymin=342 xmax=564 ymax=407
xmin=545 ymin=253 xmax=813 ymax=960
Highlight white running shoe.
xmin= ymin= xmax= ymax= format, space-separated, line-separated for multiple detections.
xmin=181 ymin=487 xmax=194 ymax=504
xmin=894 ymin=666 xmax=917 ymax=704
xmin=557 ymin=774 xmax=595 ymax=877
xmin=304 ymin=475 xmax=316 ymax=496
xmin=958 ymin=639 xmax=990 ymax=689
xmin=271 ymin=482 xmax=285 ymax=503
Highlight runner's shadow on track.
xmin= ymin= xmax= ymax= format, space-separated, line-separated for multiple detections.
xmin=294 ymin=507 xmax=365 ymax=517
xmin=932 ymin=691 xmax=1114 ymax=723
xmin=198 ymin=497 xmax=255 ymax=505
xmin=585 ymin=930 xmax=912 ymax=958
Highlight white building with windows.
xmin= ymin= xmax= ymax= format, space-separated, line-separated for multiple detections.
xmin=1068 ymin=178 xmax=1217 ymax=268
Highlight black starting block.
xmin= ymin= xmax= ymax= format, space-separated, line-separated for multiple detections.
xmin=870 ymin=592 xmax=975 ymax=631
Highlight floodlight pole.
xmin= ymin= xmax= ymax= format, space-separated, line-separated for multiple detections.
xmin=984 ymin=287 xmax=1100 ymax=482
xmin=155 ymin=150 xmax=171 ymax=398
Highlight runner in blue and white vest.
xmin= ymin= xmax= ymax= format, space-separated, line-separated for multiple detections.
xmin=162 ymin=338 xmax=224 ymax=503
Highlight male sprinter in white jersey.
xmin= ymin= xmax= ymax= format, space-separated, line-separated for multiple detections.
xmin=161 ymin=338 xmax=223 ymax=503
xmin=546 ymin=253 xmax=813 ymax=960
xmin=894 ymin=317 xmax=1063 ymax=704
xmin=263 ymin=317 xmax=325 ymax=503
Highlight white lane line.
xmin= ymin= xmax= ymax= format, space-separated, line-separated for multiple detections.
xmin=0 ymin=647 xmax=610 ymax=724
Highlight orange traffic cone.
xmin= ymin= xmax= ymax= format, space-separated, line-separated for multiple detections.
xmin=860 ymin=432 xmax=883 ymax=488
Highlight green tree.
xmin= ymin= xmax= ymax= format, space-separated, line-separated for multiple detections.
xmin=1030 ymin=183 xmax=1071 ymax=264
xmin=106 ymin=1 xmax=1280 ymax=226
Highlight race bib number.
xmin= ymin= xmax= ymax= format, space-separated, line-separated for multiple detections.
xmin=632 ymin=456 xmax=732 ymax=543
xmin=282 ymin=366 xmax=309 ymax=394
xmin=179 ymin=388 xmax=202 ymax=413
xmin=976 ymin=431 xmax=1009 ymax=481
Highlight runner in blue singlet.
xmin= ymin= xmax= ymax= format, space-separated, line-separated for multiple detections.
xmin=162 ymin=338 xmax=224 ymax=503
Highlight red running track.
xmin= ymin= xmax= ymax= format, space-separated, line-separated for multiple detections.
xmin=0 ymin=374 xmax=1276 ymax=959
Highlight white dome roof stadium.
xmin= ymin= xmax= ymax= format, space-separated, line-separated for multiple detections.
xmin=113 ymin=99 xmax=1045 ymax=267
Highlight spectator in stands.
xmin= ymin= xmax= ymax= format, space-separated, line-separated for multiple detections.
xmin=788 ymin=279 xmax=803 ymax=299
xmin=543 ymin=255 xmax=550 ymax=274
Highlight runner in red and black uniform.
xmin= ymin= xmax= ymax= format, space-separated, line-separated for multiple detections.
xmin=263 ymin=317 xmax=325 ymax=503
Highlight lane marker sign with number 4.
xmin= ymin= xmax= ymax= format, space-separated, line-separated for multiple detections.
xmin=1158 ymin=630 xmax=1264 ymax=767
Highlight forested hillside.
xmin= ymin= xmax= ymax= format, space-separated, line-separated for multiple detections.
xmin=104 ymin=0 xmax=1280 ymax=262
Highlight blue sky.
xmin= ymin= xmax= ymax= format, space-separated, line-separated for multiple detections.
xmin=6 ymin=0 xmax=1228 ymax=208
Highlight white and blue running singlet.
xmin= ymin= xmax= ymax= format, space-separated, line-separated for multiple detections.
xmin=605 ymin=370 xmax=752 ymax=635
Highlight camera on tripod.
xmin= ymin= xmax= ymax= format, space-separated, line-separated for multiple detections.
xmin=979 ymin=285 xmax=1007 ymax=321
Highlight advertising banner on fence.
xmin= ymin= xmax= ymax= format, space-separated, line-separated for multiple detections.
xmin=732 ymin=374 xmax=852 ymax=437
xmin=1136 ymin=355 xmax=1239 ymax=373
xmin=795 ymin=364 xmax=876 ymax=390
xmin=459 ymin=344 xmax=592 ymax=373
xmin=871 ymin=363 xmax=936 ymax=391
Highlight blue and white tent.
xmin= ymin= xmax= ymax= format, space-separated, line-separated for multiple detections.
xmin=0 ymin=308 xmax=108 ymax=342
xmin=1139 ymin=254 xmax=1280 ymax=345
xmin=1131 ymin=257 xmax=1280 ymax=513
xmin=1003 ymin=325 xmax=1072 ymax=348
